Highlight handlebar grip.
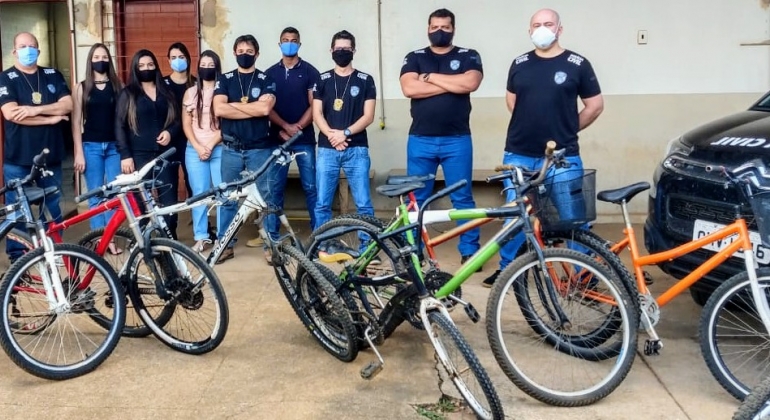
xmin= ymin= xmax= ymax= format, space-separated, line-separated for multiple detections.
xmin=494 ymin=164 xmax=515 ymax=172
xmin=157 ymin=147 xmax=177 ymax=162
xmin=434 ymin=179 xmax=467 ymax=199
xmin=75 ymin=186 xmax=105 ymax=204
xmin=33 ymin=148 xmax=50 ymax=167
xmin=544 ymin=140 xmax=556 ymax=158
xmin=185 ymin=187 xmax=216 ymax=205
xmin=280 ymin=131 xmax=304 ymax=150
xmin=486 ymin=172 xmax=512 ymax=183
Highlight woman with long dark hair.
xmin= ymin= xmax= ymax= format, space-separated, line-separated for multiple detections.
xmin=115 ymin=49 xmax=181 ymax=239
xmin=72 ymin=43 xmax=123 ymax=253
xmin=182 ymin=50 xmax=222 ymax=252
xmin=164 ymin=42 xmax=196 ymax=200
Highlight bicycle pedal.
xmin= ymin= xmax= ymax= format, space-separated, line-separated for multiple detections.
xmin=643 ymin=271 xmax=654 ymax=285
xmin=464 ymin=303 xmax=480 ymax=323
xmin=644 ymin=339 xmax=663 ymax=356
xmin=360 ymin=360 xmax=383 ymax=380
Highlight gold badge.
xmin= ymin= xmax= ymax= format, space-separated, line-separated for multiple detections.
xmin=240 ymin=96 xmax=248 ymax=103
xmin=333 ymin=98 xmax=344 ymax=111
xmin=32 ymin=92 xmax=42 ymax=105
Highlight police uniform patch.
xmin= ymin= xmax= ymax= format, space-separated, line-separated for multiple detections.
xmin=350 ymin=86 xmax=360 ymax=97
xmin=554 ymin=71 xmax=567 ymax=85
xmin=450 ymin=60 xmax=460 ymax=70
xmin=251 ymin=87 xmax=260 ymax=98
xmin=47 ymin=84 xmax=55 ymax=93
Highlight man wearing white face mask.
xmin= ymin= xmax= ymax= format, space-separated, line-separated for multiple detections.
xmin=481 ymin=9 xmax=604 ymax=288
xmin=0 ymin=31 xmax=73 ymax=263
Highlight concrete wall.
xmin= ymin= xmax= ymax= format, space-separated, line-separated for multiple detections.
xmin=0 ymin=3 xmax=51 ymax=69
xmin=71 ymin=0 xmax=770 ymax=220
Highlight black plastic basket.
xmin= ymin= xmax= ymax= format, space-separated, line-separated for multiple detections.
xmin=749 ymin=191 xmax=770 ymax=248
xmin=527 ymin=169 xmax=597 ymax=231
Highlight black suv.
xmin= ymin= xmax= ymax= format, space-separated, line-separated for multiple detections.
xmin=644 ymin=92 xmax=770 ymax=305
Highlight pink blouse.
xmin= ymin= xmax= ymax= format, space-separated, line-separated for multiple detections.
xmin=183 ymin=86 xmax=219 ymax=148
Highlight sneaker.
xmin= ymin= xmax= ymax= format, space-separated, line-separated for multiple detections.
xmin=246 ymin=237 xmax=264 ymax=248
xmin=216 ymin=247 xmax=234 ymax=264
xmin=192 ymin=239 xmax=212 ymax=253
xmin=482 ymin=270 xmax=501 ymax=288
xmin=264 ymin=247 xmax=273 ymax=266
xmin=461 ymin=255 xmax=482 ymax=273
xmin=369 ymin=255 xmax=382 ymax=265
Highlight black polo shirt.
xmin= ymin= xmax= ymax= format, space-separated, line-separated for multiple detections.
xmin=214 ymin=68 xmax=278 ymax=149
xmin=0 ymin=66 xmax=70 ymax=166
xmin=312 ymin=69 xmax=376 ymax=149
xmin=265 ymin=59 xmax=320 ymax=145
xmin=400 ymin=46 xmax=483 ymax=137
xmin=505 ymin=49 xmax=601 ymax=157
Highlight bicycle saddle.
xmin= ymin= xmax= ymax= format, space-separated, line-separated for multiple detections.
xmin=375 ymin=182 xmax=425 ymax=198
xmin=24 ymin=186 xmax=59 ymax=206
xmin=317 ymin=239 xmax=360 ymax=264
xmin=386 ymin=173 xmax=436 ymax=185
xmin=597 ymin=182 xmax=650 ymax=204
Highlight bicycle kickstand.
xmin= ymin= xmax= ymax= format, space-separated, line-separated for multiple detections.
xmin=360 ymin=325 xmax=385 ymax=380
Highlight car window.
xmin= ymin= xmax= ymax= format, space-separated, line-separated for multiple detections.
xmin=751 ymin=92 xmax=770 ymax=111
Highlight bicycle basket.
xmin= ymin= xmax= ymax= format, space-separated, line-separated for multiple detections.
xmin=748 ymin=191 xmax=770 ymax=248
xmin=527 ymin=169 xmax=597 ymax=231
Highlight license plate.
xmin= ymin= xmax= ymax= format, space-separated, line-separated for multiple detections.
xmin=693 ymin=219 xmax=770 ymax=265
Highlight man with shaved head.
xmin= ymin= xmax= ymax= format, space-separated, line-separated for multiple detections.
xmin=0 ymin=31 xmax=73 ymax=262
xmin=481 ymin=8 xmax=604 ymax=287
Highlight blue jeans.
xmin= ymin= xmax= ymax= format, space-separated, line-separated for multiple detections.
xmin=219 ymin=145 xmax=278 ymax=247
xmin=186 ymin=143 xmax=222 ymax=241
xmin=4 ymin=163 xmax=63 ymax=261
xmin=267 ymin=143 xmax=318 ymax=236
xmin=315 ymin=146 xmax=374 ymax=228
xmin=497 ymin=152 xmax=588 ymax=270
xmin=82 ymin=142 xmax=121 ymax=230
xmin=407 ymin=134 xmax=480 ymax=257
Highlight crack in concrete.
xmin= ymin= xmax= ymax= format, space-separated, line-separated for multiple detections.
xmin=638 ymin=351 xmax=692 ymax=420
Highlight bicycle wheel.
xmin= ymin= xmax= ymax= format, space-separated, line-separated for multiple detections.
xmin=273 ymin=243 xmax=358 ymax=362
xmin=734 ymin=374 xmax=770 ymax=420
xmin=0 ymin=243 xmax=125 ymax=380
xmin=426 ymin=311 xmax=505 ymax=420
xmin=486 ymin=248 xmax=638 ymax=407
xmin=700 ymin=268 xmax=770 ymax=400
xmin=78 ymin=227 xmax=175 ymax=338
xmin=125 ymin=238 xmax=229 ymax=355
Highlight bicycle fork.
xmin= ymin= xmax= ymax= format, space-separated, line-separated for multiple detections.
xmin=34 ymin=221 xmax=70 ymax=313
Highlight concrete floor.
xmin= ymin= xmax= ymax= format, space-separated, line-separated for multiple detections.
xmin=0 ymin=215 xmax=751 ymax=420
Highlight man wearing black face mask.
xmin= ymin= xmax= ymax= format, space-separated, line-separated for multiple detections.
xmin=212 ymin=34 xmax=278 ymax=264
xmin=399 ymin=8 xmax=484 ymax=268
xmin=312 ymin=30 xmax=377 ymax=247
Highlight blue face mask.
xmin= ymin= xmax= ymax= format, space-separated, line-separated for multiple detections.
xmin=170 ymin=57 xmax=188 ymax=72
xmin=17 ymin=47 xmax=39 ymax=67
xmin=280 ymin=42 xmax=300 ymax=57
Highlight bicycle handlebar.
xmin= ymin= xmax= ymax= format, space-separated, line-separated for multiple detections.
xmin=486 ymin=141 xmax=560 ymax=187
xmin=0 ymin=148 xmax=50 ymax=197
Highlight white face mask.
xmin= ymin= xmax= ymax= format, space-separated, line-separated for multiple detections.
xmin=530 ymin=24 xmax=558 ymax=49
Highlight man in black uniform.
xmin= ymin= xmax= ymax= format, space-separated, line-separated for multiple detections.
xmin=312 ymin=30 xmax=376 ymax=236
xmin=0 ymin=32 xmax=72 ymax=261
xmin=482 ymin=8 xmax=604 ymax=287
xmin=212 ymin=34 xmax=278 ymax=263
xmin=399 ymin=8 xmax=484 ymax=266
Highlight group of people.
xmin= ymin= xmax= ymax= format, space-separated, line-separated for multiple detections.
xmin=0 ymin=6 xmax=604 ymax=286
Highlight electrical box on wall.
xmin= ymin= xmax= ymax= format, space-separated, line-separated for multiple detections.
xmin=638 ymin=30 xmax=648 ymax=44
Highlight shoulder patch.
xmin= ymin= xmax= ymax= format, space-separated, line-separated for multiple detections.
xmin=257 ymin=72 xmax=267 ymax=80
xmin=458 ymin=48 xmax=469 ymax=53
xmin=320 ymin=72 xmax=331 ymax=80
xmin=164 ymin=79 xmax=170 ymax=84
xmin=44 ymin=68 xmax=56 ymax=75
xmin=357 ymin=72 xmax=369 ymax=81
xmin=514 ymin=53 xmax=529 ymax=65
xmin=0 ymin=87 xmax=8 ymax=97
xmin=224 ymin=71 xmax=234 ymax=79
xmin=414 ymin=48 xmax=427 ymax=54
xmin=567 ymin=54 xmax=584 ymax=66
xmin=7 ymin=71 xmax=18 ymax=80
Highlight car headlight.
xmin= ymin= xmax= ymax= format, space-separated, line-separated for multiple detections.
xmin=664 ymin=136 xmax=693 ymax=158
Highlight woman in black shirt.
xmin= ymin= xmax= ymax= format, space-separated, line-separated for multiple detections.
xmin=72 ymin=43 xmax=123 ymax=253
xmin=163 ymin=42 xmax=196 ymax=200
xmin=115 ymin=49 xmax=181 ymax=239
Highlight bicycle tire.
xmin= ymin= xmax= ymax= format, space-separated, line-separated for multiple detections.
xmin=0 ymin=243 xmax=125 ymax=380
xmin=273 ymin=244 xmax=358 ymax=362
xmin=734 ymin=374 xmax=770 ymax=420
xmin=125 ymin=238 xmax=229 ymax=355
xmin=426 ymin=311 xmax=505 ymax=420
xmin=77 ymin=227 xmax=175 ymax=338
xmin=700 ymin=269 xmax=770 ymax=400
xmin=486 ymin=248 xmax=638 ymax=407
xmin=312 ymin=261 xmax=371 ymax=349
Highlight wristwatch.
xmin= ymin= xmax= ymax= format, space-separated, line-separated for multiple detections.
xmin=344 ymin=128 xmax=352 ymax=137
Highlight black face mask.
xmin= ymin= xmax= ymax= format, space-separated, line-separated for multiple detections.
xmin=332 ymin=50 xmax=354 ymax=67
xmin=92 ymin=61 xmax=109 ymax=74
xmin=236 ymin=53 xmax=256 ymax=69
xmin=199 ymin=67 xmax=217 ymax=81
xmin=137 ymin=68 xmax=156 ymax=82
xmin=429 ymin=29 xmax=454 ymax=48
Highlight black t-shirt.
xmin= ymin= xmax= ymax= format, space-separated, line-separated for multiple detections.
xmin=265 ymin=59 xmax=320 ymax=145
xmin=505 ymin=49 xmax=601 ymax=157
xmin=400 ymin=46 xmax=483 ymax=137
xmin=214 ymin=69 xmax=278 ymax=149
xmin=82 ymin=82 xmax=117 ymax=142
xmin=312 ymin=69 xmax=376 ymax=149
xmin=0 ymin=66 xmax=71 ymax=165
